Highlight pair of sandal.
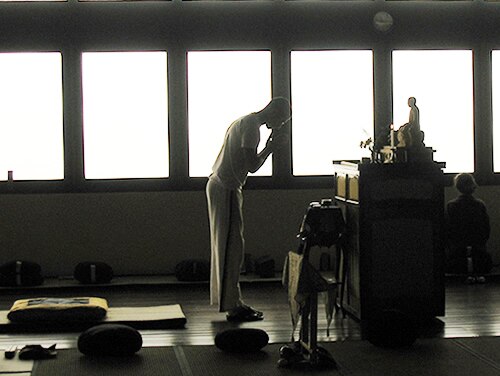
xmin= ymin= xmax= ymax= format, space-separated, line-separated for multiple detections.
xmin=226 ymin=305 xmax=264 ymax=322
xmin=466 ymin=275 xmax=486 ymax=284
xmin=16 ymin=344 xmax=57 ymax=360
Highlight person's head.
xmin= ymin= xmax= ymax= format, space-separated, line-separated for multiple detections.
xmin=454 ymin=173 xmax=477 ymax=195
xmin=259 ymin=97 xmax=292 ymax=130
xmin=408 ymin=97 xmax=416 ymax=106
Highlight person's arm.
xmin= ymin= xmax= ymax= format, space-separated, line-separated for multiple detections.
xmin=243 ymin=131 xmax=287 ymax=173
xmin=243 ymin=144 xmax=272 ymax=174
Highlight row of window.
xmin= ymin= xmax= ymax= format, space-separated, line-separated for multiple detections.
xmin=0 ymin=49 xmax=492 ymax=182
xmin=2 ymin=0 xmax=499 ymax=2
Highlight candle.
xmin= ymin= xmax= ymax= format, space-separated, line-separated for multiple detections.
xmin=390 ymin=124 xmax=395 ymax=148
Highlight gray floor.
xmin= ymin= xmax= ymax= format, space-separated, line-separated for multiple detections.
xmin=0 ymin=273 xmax=499 ymax=351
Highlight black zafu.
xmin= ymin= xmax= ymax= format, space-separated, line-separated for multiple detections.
xmin=0 ymin=260 xmax=43 ymax=287
xmin=78 ymin=324 xmax=142 ymax=356
xmin=215 ymin=328 xmax=269 ymax=353
xmin=74 ymin=262 xmax=113 ymax=284
xmin=174 ymin=259 xmax=210 ymax=282
xmin=254 ymin=256 xmax=275 ymax=278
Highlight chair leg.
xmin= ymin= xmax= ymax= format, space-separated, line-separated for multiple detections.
xmin=340 ymin=246 xmax=348 ymax=318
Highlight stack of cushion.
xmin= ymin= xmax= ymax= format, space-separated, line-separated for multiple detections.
xmin=74 ymin=262 xmax=114 ymax=284
xmin=254 ymin=256 xmax=275 ymax=278
xmin=174 ymin=259 xmax=210 ymax=282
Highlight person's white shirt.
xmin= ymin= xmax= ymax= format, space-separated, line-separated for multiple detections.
xmin=211 ymin=113 xmax=260 ymax=190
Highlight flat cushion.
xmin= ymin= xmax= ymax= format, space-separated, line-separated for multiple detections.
xmin=0 ymin=260 xmax=43 ymax=287
xmin=7 ymin=297 xmax=108 ymax=323
xmin=74 ymin=262 xmax=113 ymax=284
xmin=78 ymin=324 xmax=142 ymax=356
xmin=215 ymin=328 xmax=269 ymax=353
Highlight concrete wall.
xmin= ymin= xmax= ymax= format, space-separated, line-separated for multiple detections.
xmin=0 ymin=189 xmax=332 ymax=277
xmin=0 ymin=185 xmax=497 ymax=277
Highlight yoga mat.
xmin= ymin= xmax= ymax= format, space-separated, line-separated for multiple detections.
xmin=33 ymin=347 xmax=182 ymax=376
xmin=179 ymin=344 xmax=331 ymax=375
xmin=0 ymin=305 xmax=186 ymax=333
xmin=33 ymin=345 xmax=311 ymax=376
xmin=0 ymin=356 xmax=33 ymax=374
xmin=323 ymin=338 xmax=500 ymax=376
xmin=182 ymin=338 xmax=500 ymax=376
xmin=453 ymin=337 xmax=500 ymax=370
xmin=31 ymin=337 xmax=500 ymax=376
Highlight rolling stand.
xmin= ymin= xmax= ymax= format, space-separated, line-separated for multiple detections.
xmin=279 ymin=199 xmax=346 ymax=369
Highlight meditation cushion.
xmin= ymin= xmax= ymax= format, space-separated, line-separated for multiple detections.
xmin=174 ymin=259 xmax=210 ymax=282
xmin=215 ymin=328 xmax=269 ymax=353
xmin=254 ymin=256 xmax=275 ymax=278
xmin=7 ymin=297 xmax=108 ymax=323
xmin=78 ymin=324 xmax=142 ymax=356
xmin=74 ymin=262 xmax=114 ymax=284
xmin=0 ymin=260 xmax=44 ymax=287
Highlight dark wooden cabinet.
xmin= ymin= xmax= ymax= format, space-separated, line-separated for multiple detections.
xmin=333 ymin=161 xmax=446 ymax=333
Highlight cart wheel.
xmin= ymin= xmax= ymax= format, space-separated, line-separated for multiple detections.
xmin=278 ymin=343 xmax=305 ymax=368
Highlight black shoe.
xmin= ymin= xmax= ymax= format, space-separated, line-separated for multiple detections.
xmin=240 ymin=304 xmax=263 ymax=317
xmin=226 ymin=305 xmax=264 ymax=322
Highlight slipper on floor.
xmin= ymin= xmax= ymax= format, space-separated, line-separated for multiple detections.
xmin=240 ymin=304 xmax=263 ymax=317
xmin=226 ymin=306 xmax=264 ymax=322
xmin=18 ymin=344 xmax=57 ymax=360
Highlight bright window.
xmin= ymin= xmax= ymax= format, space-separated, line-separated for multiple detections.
xmin=79 ymin=0 xmax=167 ymax=2
xmin=291 ymin=50 xmax=374 ymax=175
xmin=491 ymin=51 xmax=500 ymax=172
xmin=187 ymin=51 xmax=272 ymax=178
xmin=392 ymin=50 xmax=473 ymax=173
xmin=0 ymin=52 xmax=64 ymax=181
xmin=82 ymin=51 xmax=169 ymax=179
xmin=0 ymin=0 xmax=65 ymax=2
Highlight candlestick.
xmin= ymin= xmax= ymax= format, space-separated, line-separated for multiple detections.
xmin=390 ymin=124 xmax=395 ymax=148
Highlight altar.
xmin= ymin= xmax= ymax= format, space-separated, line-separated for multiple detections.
xmin=332 ymin=159 xmax=446 ymax=337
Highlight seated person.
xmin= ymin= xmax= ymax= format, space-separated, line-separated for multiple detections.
xmin=446 ymin=173 xmax=492 ymax=283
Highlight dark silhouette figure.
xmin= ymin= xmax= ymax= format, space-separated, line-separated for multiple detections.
xmin=446 ymin=173 xmax=492 ymax=283
xmin=206 ymin=97 xmax=291 ymax=321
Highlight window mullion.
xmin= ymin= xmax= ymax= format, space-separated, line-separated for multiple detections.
xmin=62 ymin=47 xmax=85 ymax=190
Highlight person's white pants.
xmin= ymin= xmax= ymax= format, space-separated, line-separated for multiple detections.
xmin=206 ymin=178 xmax=244 ymax=312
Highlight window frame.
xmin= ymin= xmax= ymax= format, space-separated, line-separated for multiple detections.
xmin=391 ymin=48 xmax=475 ymax=174
xmin=1 ymin=1 xmax=500 ymax=193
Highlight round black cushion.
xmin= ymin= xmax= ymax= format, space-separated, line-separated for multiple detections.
xmin=78 ymin=324 xmax=142 ymax=356
xmin=215 ymin=328 xmax=269 ymax=353
xmin=0 ymin=260 xmax=43 ymax=287
xmin=366 ymin=309 xmax=419 ymax=348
